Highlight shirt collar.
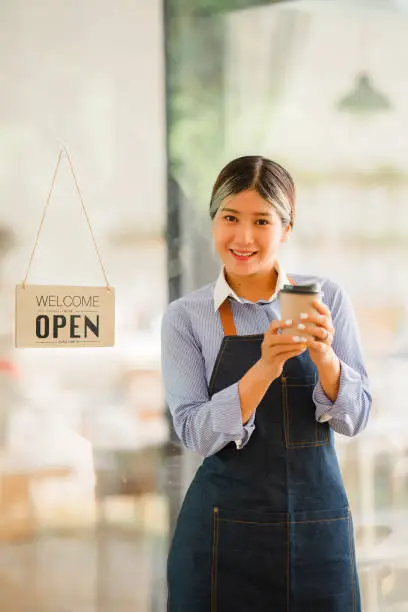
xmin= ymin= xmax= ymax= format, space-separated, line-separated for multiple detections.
xmin=213 ymin=262 xmax=289 ymax=312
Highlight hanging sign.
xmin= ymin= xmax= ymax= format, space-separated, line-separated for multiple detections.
xmin=15 ymin=284 xmax=115 ymax=348
xmin=15 ymin=146 xmax=115 ymax=348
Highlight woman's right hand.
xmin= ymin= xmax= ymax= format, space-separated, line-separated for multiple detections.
xmin=260 ymin=319 xmax=307 ymax=379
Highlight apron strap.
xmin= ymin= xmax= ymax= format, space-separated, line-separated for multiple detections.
xmin=218 ymin=274 xmax=295 ymax=337
xmin=218 ymin=299 xmax=237 ymax=336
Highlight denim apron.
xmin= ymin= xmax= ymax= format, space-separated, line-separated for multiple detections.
xmin=167 ymin=298 xmax=361 ymax=612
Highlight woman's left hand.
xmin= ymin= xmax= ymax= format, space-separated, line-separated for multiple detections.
xmin=296 ymin=300 xmax=335 ymax=366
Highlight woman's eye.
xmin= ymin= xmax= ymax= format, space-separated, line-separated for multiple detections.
xmin=256 ymin=219 xmax=269 ymax=225
xmin=224 ymin=215 xmax=236 ymax=222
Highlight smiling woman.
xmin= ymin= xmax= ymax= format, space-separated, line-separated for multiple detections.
xmin=161 ymin=155 xmax=371 ymax=612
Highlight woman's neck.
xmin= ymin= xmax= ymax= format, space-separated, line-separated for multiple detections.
xmin=225 ymin=268 xmax=278 ymax=303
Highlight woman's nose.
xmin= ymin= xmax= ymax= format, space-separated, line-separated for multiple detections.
xmin=235 ymin=223 xmax=255 ymax=245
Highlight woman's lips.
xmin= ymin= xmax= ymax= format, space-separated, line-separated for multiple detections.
xmin=230 ymin=249 xmax=257 ymax=262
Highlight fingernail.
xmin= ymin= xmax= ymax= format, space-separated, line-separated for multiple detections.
xmin=293 ymin=336 xmax=301 ymax=342
xmin=297 ymin=323 xmax=306 ymax=330
xmin=300 ymin=313 xmax=308 ymax=320
xmin=285 ymin=319 xmax=292 ymax=326
xmin=299 ymin=336 xmax=307 ymax=342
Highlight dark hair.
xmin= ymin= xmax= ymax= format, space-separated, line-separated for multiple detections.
xmin=209 ymin=156 xmax=295 ymax=227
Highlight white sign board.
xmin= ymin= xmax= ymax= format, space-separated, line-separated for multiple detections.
xmin=15 ymin=284 xmax=115 ymax=348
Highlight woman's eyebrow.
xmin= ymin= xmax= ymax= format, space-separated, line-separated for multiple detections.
xmin=222 ymin=207 xmax=272 ymax=217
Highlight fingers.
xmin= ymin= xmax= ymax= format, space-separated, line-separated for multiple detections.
xmin=266 ymin=319 xmax=293 ymax=336
xmin=295 ymin=310 xmax=334 ymax=341
xmin=264 ymin=333 xmax=309 ymax=348
xmin=263 ymin=340 xmax=307 ymax=360
xmin=267 ymin=312 xmax=333 ymax=334
xmin=312 ymin=300 xmax=330 ymax=317
xmin=307 ymin=338 xmax=328 ymax=352
xmin=265 ymin=315 xmax=334 ymax=348
xmin=295 ymin=323 xmax=333 ymax=342
xmin=299 ymin=312 xmax=332 ymax=329
xmin=276 ymin=345 xmax=307 ymax=357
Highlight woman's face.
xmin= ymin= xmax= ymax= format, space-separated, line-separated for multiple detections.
xmin=212 ymin=189 xmax=291 ymax=279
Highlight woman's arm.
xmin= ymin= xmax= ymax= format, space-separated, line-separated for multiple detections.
xmin=161 ymin=301 xmax=257 ymax=457
xmin=312 ymin=280 xmax=372 ymax=436
xmin=315 ymin=352 xmax=341 ymax=403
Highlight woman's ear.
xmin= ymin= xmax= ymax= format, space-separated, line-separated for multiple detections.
xmin=280 ymin=224 xmax=292 ymax=243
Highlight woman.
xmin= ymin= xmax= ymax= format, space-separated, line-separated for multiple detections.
xmin=161 ymin=156 xmax=371 ymax=611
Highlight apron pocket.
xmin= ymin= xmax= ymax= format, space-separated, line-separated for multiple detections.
xmin=291 ymin=506 xmax=359 ymax=612
xmin=211 ymin=506 xmax=289 ymax=612
xmin=282 ymin=375 xmax=329 ymax=447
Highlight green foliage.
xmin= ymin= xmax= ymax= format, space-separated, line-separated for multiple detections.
xmin=166 ymin=0 xmax=283 ymax=215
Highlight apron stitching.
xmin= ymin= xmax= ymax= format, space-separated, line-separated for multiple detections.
xmin=282 ymin=376 xmax=290 ymax=447
xmin=218 ymin=516 xmax=348 ymax=526
xmin=291 ymin=515 xmax=348 ymax=525
xmin=283 ymin=384 xmax=315 ymax=387
xmin=286 ymin=519 xmax=291 ymax=612
xmin=315 ymin=370 xmax=330 ymax=446
xmin=211 ymin=507 xmax=219 ymax=612
xmin=287 ymin=440 xmax=328 ymax=448
xmin=348 ymin=509 xmax=357 ymax=612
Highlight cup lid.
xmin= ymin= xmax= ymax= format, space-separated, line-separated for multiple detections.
xmin=281 ymin=282 xmax=321 ymax=294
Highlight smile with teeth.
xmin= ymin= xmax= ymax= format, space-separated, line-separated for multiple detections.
xmin=230 ymin=249 xmax=257 ymax=259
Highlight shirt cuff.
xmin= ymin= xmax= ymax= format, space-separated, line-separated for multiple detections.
xmin=236 ymin=411 xmax=257 ymax=449
xmin=313 ymin=359 xmax=364 ymax=424
xmin=210 ymin=382 xmax=256 ymax=449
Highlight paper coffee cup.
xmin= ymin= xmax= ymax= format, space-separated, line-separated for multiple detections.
xmin=280 ymin=283 xmax=322 ymax=336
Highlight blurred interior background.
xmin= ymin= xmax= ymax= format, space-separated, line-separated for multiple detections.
xmin=1 ymin=0 xmax=408 ymax=610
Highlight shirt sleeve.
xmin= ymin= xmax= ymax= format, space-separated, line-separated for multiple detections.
xmin=161 ymin=301 xmax=256 ymax=457
xmin=312 ymin=280 xmax=372 ymax=436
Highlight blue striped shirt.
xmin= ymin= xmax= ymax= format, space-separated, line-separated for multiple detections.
xmin=161 ymin=267 xmax=372 ymax=458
